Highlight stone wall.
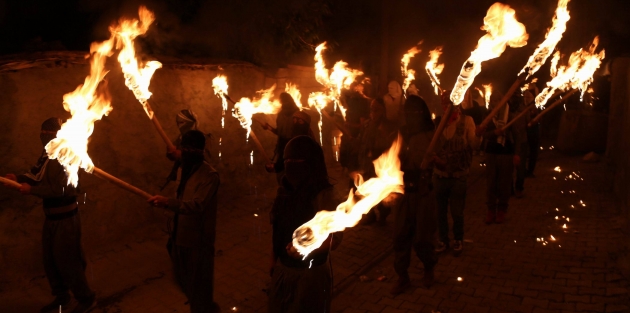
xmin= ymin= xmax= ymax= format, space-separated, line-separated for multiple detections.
xmin=607 ymin=57 xmax=630 ymax=217
xmin=0 ymin=54 xmax=332 ymax=288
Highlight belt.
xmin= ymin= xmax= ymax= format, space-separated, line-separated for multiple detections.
xmin=44 ymin=203 xmax=78 ymax=218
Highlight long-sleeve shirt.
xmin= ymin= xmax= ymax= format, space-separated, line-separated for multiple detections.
xmin=166 ymin=162 xmax=220 ymax=248
xmin=441 ymin=115 xmax=481 ymax=151
xmin=18 ymin=156 xmax=78 ymax=208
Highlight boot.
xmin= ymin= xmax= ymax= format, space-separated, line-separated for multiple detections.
xmin=390 ymin=276 xmax=410 ymax=295
xmin=40 ymin=294 xmax=71 ymax=313
xmin=485 ymin=210 xmax=495 ymax=224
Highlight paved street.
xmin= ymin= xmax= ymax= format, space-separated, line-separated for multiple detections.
xmin=1 ymin=149 xmax=628 ymax=313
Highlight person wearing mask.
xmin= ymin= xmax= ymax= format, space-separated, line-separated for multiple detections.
xmin=383 ymin=80 xmax=404 ymax=126
xmin=432 ymin=93 xmax=481 ymax=256
xmin=148 ymin=130 xmax=221 ymax=313
xmin=3 ymin=118 xmax=95 ymax=313
xmin=479 ymin=92 xmax=523 ymax=224
xmin=390 ymin=95 xmax=438 ymax=295
xmin=267 ymin=136 xmax=343 ymax=313
xmin=263 ymin=93 xmax=300 ymax=183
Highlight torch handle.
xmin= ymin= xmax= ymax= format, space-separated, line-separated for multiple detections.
xmin=479 ymin=77 xmax=524 ymax=129
xmin=93 ymin=167 xmax=152 ymax=199
xmin=421 ymin=103 xmax=453 ymax=170
xmin=249 ymin=130 xmax=272 ymax=164
xmin=501 ymin=90 xmax=564 ymax=131
xmin=528 ymin=89 xmax=579 ymax=127
xmin=0 ymin=177 xmax=22 ymax=189
xmin=322 ymin=110 xmax=351 ymax=137
xmin=145 ymin=101 xmax=176 ymax=151
xmin=225 ymin=94 xmax=237 ymax=105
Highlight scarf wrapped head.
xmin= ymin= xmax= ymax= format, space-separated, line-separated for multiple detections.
xmin=176 ymin=109 xmax=198 ymax=135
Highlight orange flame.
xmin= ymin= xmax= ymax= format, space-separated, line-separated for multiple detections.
xmin=401 ymin=43 xmax=422 ymax=93
xmin=519 ymin=0 xmax=571 ymax=79
xmin=232 ymin=85 xmax=281 ymax=139
xmin=450 ymin=3 xmax=528 ymax=105
xmin=285 ymin=82 xmax=302 ymax=108
xmin=292 ymin=135 xmax=404 ymax=256
xmin=111 ymin=6 xmax=162 ymax=117
xmin=311 ymin=42 xmax=363 ymax=119
xmin=212 ymin=75 xmax=229 ymax=128
xmin=45 ymin=41 xmax=116 ymax=187
xmin=307 ymin=91 xmax=332 ymax=144
xmin=535 ymin=37 xmax=605 ymax=108
xmin=425 ymin=47 xmax=444 ymax=95
xmin=483 ymin=84 xmax=493 ymax=109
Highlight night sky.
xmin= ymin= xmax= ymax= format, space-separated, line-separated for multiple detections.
xmin=1 ymin=0 xmax=628 ymax=96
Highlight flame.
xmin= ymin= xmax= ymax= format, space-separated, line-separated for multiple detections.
xmin=45 ymin=40 xmax=116 ymax=187
xmin=212 ymin=74 xmax=229 ymax=115
xmin=285 ymin=82 xmax=302 ymax=108
xmin=311 ymin=42 xmax=363 ymax=119
xmin=307 ymin=91 xmax=332 ymax=144
xmin=535 ymin=37 xmax=605 ymax=108
xmin=111 ymin=6 xmax=162 ymax=117
xmin=232 ymin=85 xmax=281 ymax=139
xmin=450 ymin=3 xmax=528 ymax=105
xmin=483 ymin=84 xmax=493 ymax=109
xmin=519 ymin=0 xmax=571 ymax=79
xmin=401 ymin=43 xmax=422 ymax=93
xmin=292 ymin=135 xmax=404 ymax=257
xmin=425 ymin=47 xmax=445 ymax=95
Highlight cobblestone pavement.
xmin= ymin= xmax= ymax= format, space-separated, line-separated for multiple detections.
xmin=1 ymin=150 xmax=628 ymax=313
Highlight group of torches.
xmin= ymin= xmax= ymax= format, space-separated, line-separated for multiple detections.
xmin=0 ymin=0 xmax=606 ymax=257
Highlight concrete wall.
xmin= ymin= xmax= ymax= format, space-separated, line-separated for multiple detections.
xmin=0 ymin=54 xmax=329 ymax=288
xmin=607 ymin=57 xmax=630 ymax=217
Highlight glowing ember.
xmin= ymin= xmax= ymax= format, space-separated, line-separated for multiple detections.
xmin=46 ymin=37 xmax=115 ymax=186
xmin=425 ymin=47 xmax=445 ymax=95
xmin=311 ymin=42 xmax=363 ymax=119
xmin=535 ymin=37 xmax=605 ymax=109
xmin=292 ymin=135 xmax=404 ymax=257
xmin=111 ymin=6 xmax=162 ymax=117
xmin=554 ymin=166 xmax=561 ymax=172
xmin=550 ymin=235 xmax=556 ymax=241
xmin=450 ymin=3 xmax=528 ymax=105
xmin=285 ymin=82 xmax=302 ymax=108
xmin=401 ymin=42 xmax=422 ymax=94
xmin=232 ymin=85 xmax=281 ymax=139
xmin=519 ymin=0 xmax=571 ymax=79
xmin=212 ymin=75 xmax=229 ymax=128
xmin=457 ymin=277 xmax=463 ymax=282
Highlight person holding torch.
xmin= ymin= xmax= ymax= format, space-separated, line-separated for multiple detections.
xmin=3 ymin=118 xmax=95 ymax=313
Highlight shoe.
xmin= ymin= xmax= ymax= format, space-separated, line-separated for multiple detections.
xmin=485 ymin=210 xmax=495 ymax=224
xmin=71 ymin=296 xmax=95 ymax=313
xmin=496 ymin=211 xmax=506 ymax=224
xmin=40 ymin=294 xmax=71 ymax=313
xmin=515 ymin=190 xmax=524 ymax=199
xmin=434 ymin=241 xmax=448 ymax=253
xmin=390 ymin=277 xmax=411 ymax=295
xmin=422 ymin=269 xmax=435 ymax=288
xmin=452 ymin=240 xmax=463 ymax=257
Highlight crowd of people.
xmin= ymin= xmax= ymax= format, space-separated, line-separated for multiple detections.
xmin=2 ymin=80 xmax=543 ymax=313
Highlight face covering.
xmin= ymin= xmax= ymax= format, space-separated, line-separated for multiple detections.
xmin=40 ymin=132 xmax=56 ymax=146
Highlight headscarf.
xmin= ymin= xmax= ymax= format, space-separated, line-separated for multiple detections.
xmin=280 ymin=92 xmax=299 ymax=116
xmin=178 ymin=130 xmax=206 ymax=196
xmin=176 ymin=109 xmax=198 ymax=135
xmin=25 ymin=118 xmax=63 ymax=183
xmin=404 ymin=95 xmax=434 ymax=136
xmin=283 ymin=136 xmax=329 ymax=190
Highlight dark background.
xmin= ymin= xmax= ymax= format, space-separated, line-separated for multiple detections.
xmin=0 ymin=0 xmax=628 ymax=98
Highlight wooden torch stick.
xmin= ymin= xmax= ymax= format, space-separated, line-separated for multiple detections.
xmin=0 ymin=177 xmax=22 ymax=189
xmin=93 ymin=167 xmax=152 ymax=199
xmin=500 ymin=91 xmax=563 ymax=131
xmin=145 ymin=101 xmax=176 ymax=151
xmin=248 ymin=130 xmax=272 ymax=164
xmin=528 ymin=89 xmax=579 ymax=127
xmin=421 ymin=103 xmax=452 ymax=170
xmin=479 ymin=75 xmax=525 ymax=130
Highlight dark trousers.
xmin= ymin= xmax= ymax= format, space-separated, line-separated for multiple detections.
xmin=526 ymin=124 xmax=540 ymax=175
xmin=486 ymin=154 xmax=514 ymax=212
xmin=268 ymin=262 xmax=332 ymax=313
xmin=171 ymin=244 xmax=219 ymax=313
xmin=514 ymin=143 xmax=528 ymax=192
xmin=433 ymin=175 xmax=468 ymax=243
xmin=393 ymin=189 xmax=438 ymax=279
xmin=42 ymin=211 xmax=94 ymax=302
